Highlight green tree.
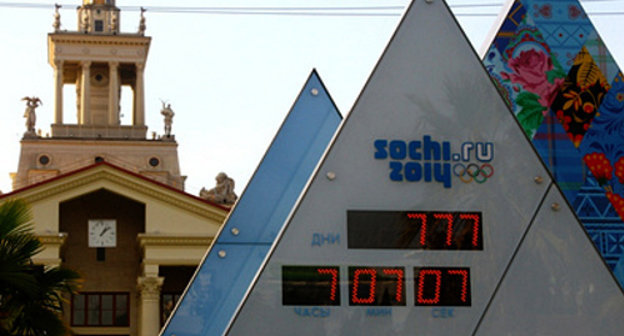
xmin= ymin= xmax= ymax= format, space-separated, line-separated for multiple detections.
xmin=0 ymin=199 xmax=80 ymax=335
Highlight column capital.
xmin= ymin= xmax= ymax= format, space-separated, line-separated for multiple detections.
xmin=135 ymin=62 xmax=145 ymax=71
xmin=81 ymin=61 xmax=92 ymax=69
xmin=54 ymin=59 xmax=63 ymax=68
xmin=137 ymin=276 xmax=164 ymax=300
xmin=109 ymin=61 xmax=119 ymax=68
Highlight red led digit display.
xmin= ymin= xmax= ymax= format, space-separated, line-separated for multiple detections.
xmin=282 ymin=266 xmax=340 ymax=306
xmin=347 ymin=210 xmax=482 ymax=250
xmin=348 ymin=267 xmax=406 ymax=306
xmin=416 ymin=269 xmax=442 ymax=304
xmin=414 ymin=267 xmax=471 ymax=306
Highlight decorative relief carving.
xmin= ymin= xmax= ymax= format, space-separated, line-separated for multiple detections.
xmin=137 ymin=276 xmax=164 ymax=300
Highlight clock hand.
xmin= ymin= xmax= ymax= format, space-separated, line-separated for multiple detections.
xmin=100 ymin=227 xmax=110 ymax=237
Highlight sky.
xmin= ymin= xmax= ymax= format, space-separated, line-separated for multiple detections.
xmin=0 ymin=0 xmax=622 ymax=197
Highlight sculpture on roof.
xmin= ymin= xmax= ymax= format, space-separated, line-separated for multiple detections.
xmin=200 ymin=172 xmax=238 ymax=206
xmin=110 ymin=11 xmax=118 ymax=33
xmin=138 ymin=7 xmax=146 ymax=35
xmin=160 ymin=101 xmax=174 ymax=137
xmin=22 ymin=96 xmax=41 ymax=135
xmin=81 ymin=8 xmax=90 ymax=32
xmin=53 ymin=4 xmax=61 ymax=32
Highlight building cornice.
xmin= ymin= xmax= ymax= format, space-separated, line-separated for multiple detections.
xmin=20 ymin=137 xmax=178 ymax=148
xmin=49 ymin=33 xmax=151 ymax=46
xmin=37 ymin=232 xmax=68 ymax=245
xmin=137 ymin=233 xmax=213 ymax=247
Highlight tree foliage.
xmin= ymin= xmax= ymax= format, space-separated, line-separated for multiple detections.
xmin=0 ymin=200 xmax=81 ymax=335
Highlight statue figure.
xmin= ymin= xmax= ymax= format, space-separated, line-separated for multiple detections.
xmin=81 ymin=9 xmax=90 ymax=32
xmin=110 ymin=11 xmax=118 ymax=33
xmin=22 ymin=96 xmax=42 ymax=135
xmin=53 ymin=4 xmax=61 ymax=32
xmin=138 ymin=7 xmax=146 ymax=35
xmin=200 ymin=172 xmax=238 ymax=206
xmin=160 ymin=101 xmax=174 ymax=137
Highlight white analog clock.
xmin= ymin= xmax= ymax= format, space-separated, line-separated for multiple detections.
xmin=88 ymin=219 xmax=117 ymax=247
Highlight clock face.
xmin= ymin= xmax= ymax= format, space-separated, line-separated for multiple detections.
xmin=88 ymin=219 xmax=117 ymax=247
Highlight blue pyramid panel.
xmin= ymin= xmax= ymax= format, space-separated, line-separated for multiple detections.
xmin=163 ymin=70 xmax=341 ymax=336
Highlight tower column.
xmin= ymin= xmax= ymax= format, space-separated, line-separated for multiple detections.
xmin=54 ymin=60 xmax=63 ymax=125
xmin=108 ymin=61 xmax=120 ymax=125
xmin=134 ymin=62 xmax=145 ymax=126
xmin=80 ymin=61 xmax=91 ymax=124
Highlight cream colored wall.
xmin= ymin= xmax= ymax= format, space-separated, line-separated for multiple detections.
xmin=14 ymin=139 xmax=184 ymax=190
xmin=146 ymin=198 xmax=220 ymax=235
xmin=141 ymin=243 xmax=212 ymax=266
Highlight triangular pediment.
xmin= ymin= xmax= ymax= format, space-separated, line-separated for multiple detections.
xmin=0 ymin=162 xmax=228 ymax=234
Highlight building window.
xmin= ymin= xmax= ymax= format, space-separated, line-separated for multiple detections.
xmin=37 ymin=154 xmax=51 ymax=166
xmin=72 ymin=293 xmax=129 ymax=326
xmin=161 ymin=293 xmax=181 ymax=326
xmin=148 ymin=157 xmax=160 ymax=167
xmin=94 ymin=20 xmax=104 ymax=32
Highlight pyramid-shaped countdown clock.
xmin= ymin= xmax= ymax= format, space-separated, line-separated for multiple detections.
xmin=482 ymin=0 xmax=624 ymax=288
xmin=162 ymin=70 xmax=341 ymax=336
xmin=224 ymin=0 xmax=624 ymax=334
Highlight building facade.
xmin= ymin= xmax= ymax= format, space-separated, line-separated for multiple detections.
xmin=1 ymin=1 xmax=230 ymax=335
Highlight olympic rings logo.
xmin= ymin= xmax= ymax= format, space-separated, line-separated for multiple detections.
xmin=453 ymin=163 xmax=494 ymax=184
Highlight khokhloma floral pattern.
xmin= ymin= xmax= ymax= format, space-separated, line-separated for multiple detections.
xmin=483 ymin=0 xmax=624 ymax=287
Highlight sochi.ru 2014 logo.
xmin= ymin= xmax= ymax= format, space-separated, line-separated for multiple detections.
xmin=373 ymin=135 xmax=494 ymax=188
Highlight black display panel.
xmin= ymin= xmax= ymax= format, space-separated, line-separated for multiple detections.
xmin=348 ymin=266 xmax=406 ymax=306
xmin=282 ymin=266 xmax=340 ymax=306
xmin=414 ymin=267 xmax=471 ymax=306
xmin=348 ymin=210 xmax=482 ymax=250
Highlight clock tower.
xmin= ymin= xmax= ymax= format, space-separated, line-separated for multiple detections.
xmin=12 ymin=0 xmax=186 ymax=191
xmin=5 ymin=2 xmax=230 ymax=336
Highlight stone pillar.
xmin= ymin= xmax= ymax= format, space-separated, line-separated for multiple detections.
xmin=134 ymin=62 xmax=145 ymax=126
xmin=54 ymin=60 xmax=63 ymax=124
xmin=137 ymin=275 xmax=163 ymax=336
xmin=108 ymin=61 xmax=120 ymax=125
xmin=80 ymin=61 xmax=91 ymax=125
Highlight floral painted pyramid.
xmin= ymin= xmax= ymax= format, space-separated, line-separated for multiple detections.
xmin=483 ymin=0 xmax=624 ymax=284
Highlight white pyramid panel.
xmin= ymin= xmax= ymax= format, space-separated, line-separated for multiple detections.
xmin=475 ymin=185 xmax=624 ymax=335
xmin=224 ymin=0 xmax=623 ymax=334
